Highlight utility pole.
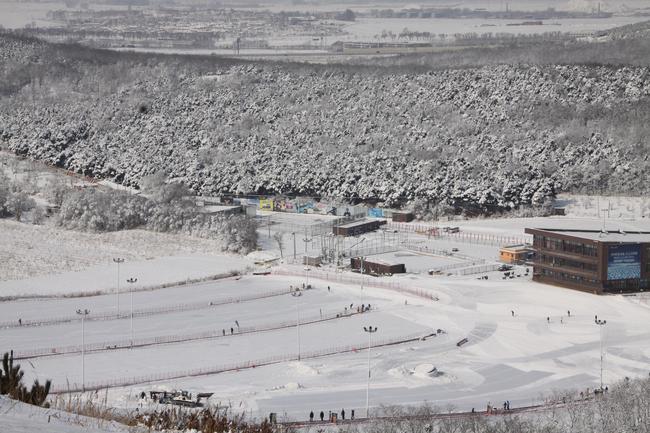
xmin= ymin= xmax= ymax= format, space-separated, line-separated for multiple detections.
xmin=363 ymin=325 xmax=378 ymax=418
xmin=304 ymin=267 xmax=311 ymax=289
xmin=112 ymin=258 xmax=124 ymax=315
xmin=595 ymin=318 xmax=607 ymax=390
xmin=360 ymin=255 xmax=364 ymax=291
xmin=291 ymin=289 xmax=303 ymax=361
xmin=127 ymin=277 xmax=138 ymax=347
xmin=76 ymin=309 xmax=90 ymax=392
xmin=303 ymin=235 xmax=312 ymax=265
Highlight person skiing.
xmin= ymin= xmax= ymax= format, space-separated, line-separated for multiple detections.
xmin=351 ymin=409 xmax=355 ymax=420
xmin=328 ymin=286 xmax=330 ymax=292
xmin=320 ymin=411 xmax=324 ymax=421
xmin=230 ymin=327 xmax=234 ymax=334
xmin=341 ymin=409 xmax=345 ymax=420
xmin=511 ymin=310 xmax=514 ymax=317
xmin=222 ymin=329 xmax=225 ymax=336
xmin=567 ymin=310 xmax=571 ymax=317
xmin=309 ymin=411 xmax=314 ymax=422
xmin=547 ymin=317 xmax=550 ymax=323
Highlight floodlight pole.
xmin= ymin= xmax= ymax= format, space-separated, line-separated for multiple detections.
xmin=291 ymin=289 xmax=303 ymax=360
xmin=363 ymin=325 xmax=378 ymax=418
xmin=113 ymin=258 xmax=124 ymax=315
xmin=76 ymin=308 xmax=90 ymax=392
xmin=595 ymin=318 xmax=607 ymax=390
xmin=303 ymin=236 xmax=312 ymax=256
xmin=127 ymin=277 xmax=138 ymax=347
xmin=304 ymin=267 xmax=310 ymax=289
xmin=360 ymin=255 xmax=364 ymax=290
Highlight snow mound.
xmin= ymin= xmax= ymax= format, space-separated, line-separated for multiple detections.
xmin=387 ymin=365 xmax=412 ymax=378
xmin=413 ymin=363 xmax=443 ymax=378
xmin=288 ymin=361 xmax=321 ymax=376
xmin=267 ymin=382 xmax=303 ymax=392
xmin=247 ymin=250 xmax=278 ymax=262
xmin=388 ymin=364 xmax=445 ymax=380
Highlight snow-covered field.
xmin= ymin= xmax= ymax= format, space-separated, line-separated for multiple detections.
xmin=11 ymin=267 xmax=650 ymax=422
xmin=3 ymin=206 xmax=650 ymax=425
xmin=0 ymin=218 xmax=253 ymax=293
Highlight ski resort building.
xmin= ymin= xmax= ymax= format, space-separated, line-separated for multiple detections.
xmin=525 ymin=228 xmax=650 ymax=294
xmin=333 ymin=219 xmax=384 ymax=236
xmin=499 ymin=244 xmax=534 ymax=264
xmin=351 ymin=256 xmax=406 ymax=276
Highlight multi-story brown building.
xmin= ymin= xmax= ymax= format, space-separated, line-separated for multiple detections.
xmin=525 ymin=228 xmax=650 ymax=294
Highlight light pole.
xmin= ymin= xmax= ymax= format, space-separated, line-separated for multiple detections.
xmin=349 ymin=237 xmax=366 ymax=290
xmin=126 ymin=277 xmax=138 ymax=347
xmin=291 ymin=289 xmax=303 ymax=361
xmin=595 ymin=318 xmax=607 ymax=391
xmin=363 ymin=325 xmax=378 ymax=418
xmin=113 ymin=258 xmax=124 ymax=315
xmin=76 ymin=309 xmax=90 ymax=391
xmin=303 ymin=236 xmax=312 ymax=264
xmin=304 ymin=267 xmax=311 ymax=289
xmin=292 ymin=232 xmax=296 ymax=262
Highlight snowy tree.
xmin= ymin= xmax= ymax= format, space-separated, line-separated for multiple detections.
xmin=273 ymin=231 xmax=284 ymax=258
xmin=0 ymin=171 xmax=9 ymax=216
xmin=45 ymin=178 xmax=68 ymax=207
xmin=6 ymin=191 xmax=35 ymax=221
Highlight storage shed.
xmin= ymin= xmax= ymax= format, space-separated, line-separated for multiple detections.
xmin=351 ymin=257 xmax=406 ymax=275
xmin=333 ymin=219 xmax=383 ymax=237
xmin=392 ymin=211 xmax=414 ymax=223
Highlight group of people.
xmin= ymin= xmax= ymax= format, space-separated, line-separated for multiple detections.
xmin=485 ymin=400 xmax=511 ymax=414
xmin=309 ymin=409 xmax=354 ymax=422
xmin=510 ymin=309 xmax=575 ymax=324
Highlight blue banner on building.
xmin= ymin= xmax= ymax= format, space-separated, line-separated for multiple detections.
xmin=607 ymin=244 xmax=641 ymax=280
xmin=367 ymin=208 xmax=384 ymax=218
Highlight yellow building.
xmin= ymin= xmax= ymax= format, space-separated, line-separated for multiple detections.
xmin=499 ymin=244 xmax=533 ymax=264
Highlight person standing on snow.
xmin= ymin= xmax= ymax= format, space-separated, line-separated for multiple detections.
xmin=309 ymin=411 xmax=314 ymax=422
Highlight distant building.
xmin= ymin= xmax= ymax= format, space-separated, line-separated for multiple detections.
xmin=351 ymin=257 xmax=405 ymax=275
xmin=499 ymin=244 xmax=534 ymax=264
xmin=392 ymin=211 xmax=414 ymax=223
xmin=333 ymin=219 xmax=383 ymax=237
xmin=197 ymin=205 xmax=244 ymax=217
xmin=525 ymin=228 xmax=650 ymax=294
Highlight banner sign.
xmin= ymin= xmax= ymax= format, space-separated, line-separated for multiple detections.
xmin=607 ymin=244 xmax=641 ymax=280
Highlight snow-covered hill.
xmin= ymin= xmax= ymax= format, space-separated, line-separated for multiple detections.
xmin=1 ymin=33 xmax=648 ymax=214
xmin=0 ymin=396 xmax=129 ymax=433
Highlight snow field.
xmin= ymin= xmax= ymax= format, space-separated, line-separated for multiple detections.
xmin=24 ymin=269 xmax=648 ymax=420
xmin=0 ymin=218 xmax=254 ymax=294
xmin=3 ymin=209 xmax=650 ymax=422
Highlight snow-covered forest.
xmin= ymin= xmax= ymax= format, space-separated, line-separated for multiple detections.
xmin=1 ymin=32 xmax=649 ymax=215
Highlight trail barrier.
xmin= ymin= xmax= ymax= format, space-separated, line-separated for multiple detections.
xmin=272 ymin=267 xmax=439 ymax=302
xmin=51 ymin=332 xmax=428 ymax=393
xmin=0 ymin=287 xmax=293 ymax=330
xmin=14 ymin=305 xmax=373 ymax=360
